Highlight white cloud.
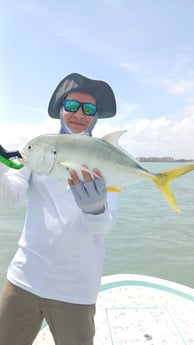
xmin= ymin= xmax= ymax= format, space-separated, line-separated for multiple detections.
xmin=94 ymin=114 xmax=194 ymax=160
xmin=1 ymin=113 xmax=194 ymax=160
xmin=161 ymin=79 xmax=194 ymax=95
xmin=120 ymin=62 xmax=140 ymax=72
xmin=1 ymin=102 xmax=194 ymax=161
xmin=0 ymin=118 xmax=59 ymax=150
xmin=120 ymin=49 xmax=194 ymax=99
xmin=116 ymin=98 xmax=140 ymax=123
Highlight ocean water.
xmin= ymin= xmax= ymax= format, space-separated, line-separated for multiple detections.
xmin=0 ymin=162 xmax=194 ymax=291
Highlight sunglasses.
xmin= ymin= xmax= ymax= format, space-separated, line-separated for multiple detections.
xmin=63 ymin=100 xmax=98 ymax=116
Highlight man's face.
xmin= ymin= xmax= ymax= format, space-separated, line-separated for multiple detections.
xmin=62 ymin=92 xmax=97 ymax=133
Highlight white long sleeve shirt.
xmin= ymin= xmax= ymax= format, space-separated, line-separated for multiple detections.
xmin=0 ymin=165 xmax=118 ymax=304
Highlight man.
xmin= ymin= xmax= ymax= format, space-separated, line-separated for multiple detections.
xmin=0 ymin=73 xmax=118 ymax=345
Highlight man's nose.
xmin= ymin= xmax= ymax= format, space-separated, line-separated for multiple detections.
xmin=74 ymin=106 xmax=85 ymax=118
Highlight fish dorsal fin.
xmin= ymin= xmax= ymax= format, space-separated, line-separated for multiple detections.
xmin=101 ymin=130 xmax=127 ymax=149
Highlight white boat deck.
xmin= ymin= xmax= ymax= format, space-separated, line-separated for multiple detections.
xmin=33 ymin=274 xmax=194 ymax=345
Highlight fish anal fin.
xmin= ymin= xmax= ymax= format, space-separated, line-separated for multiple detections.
xmin=107 ymin=186 xmax=123 ymax=193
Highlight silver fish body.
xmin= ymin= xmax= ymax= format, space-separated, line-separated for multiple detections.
xmin=18 ymin=131 xmax=194 ymax=212
xmin=19 ymin=131 xmax=152 ymax=186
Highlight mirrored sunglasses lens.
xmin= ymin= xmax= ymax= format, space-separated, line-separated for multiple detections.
xmin=83 ymin=103 xmax=97 ymax=116
xmin=64 ymin=100 xmax=79 ymax=112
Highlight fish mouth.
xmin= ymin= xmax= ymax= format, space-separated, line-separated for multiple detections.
xmin=17 ymin=150 xmax=29 ymax=164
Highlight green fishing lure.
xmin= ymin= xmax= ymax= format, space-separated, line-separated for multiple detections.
xmin=0 ymin=145 xmax=24 ymax=169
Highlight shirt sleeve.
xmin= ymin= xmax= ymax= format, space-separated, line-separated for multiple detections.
xmin=0 ymin=165 xmax=31 ymax=208
xmin=81 ymin=191 xmax=119 ymax=235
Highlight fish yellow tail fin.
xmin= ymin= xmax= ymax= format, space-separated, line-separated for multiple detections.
xmin=152 ymin=164 xmax=194 ymax=212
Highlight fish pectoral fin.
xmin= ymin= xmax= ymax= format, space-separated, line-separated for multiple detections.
xmin=107 ymin=186 xmax=123 ymax=192
xmin=59 ymin=162 xmax=81 ymax=171
xmin=153 ymin=164 xmax=194 ymax=212
xmin=59 ymin=162 xmax=99 ymax=178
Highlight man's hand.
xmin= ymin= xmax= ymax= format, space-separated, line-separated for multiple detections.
xmin=68 ymin=166 xmax=107 ymax=215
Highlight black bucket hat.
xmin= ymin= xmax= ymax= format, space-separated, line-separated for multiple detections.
xmin=48 ymin=73 xmax=116 ymax=119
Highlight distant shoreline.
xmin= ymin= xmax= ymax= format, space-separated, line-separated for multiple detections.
xmin=137 ymin=157 xmax=194 ymax=163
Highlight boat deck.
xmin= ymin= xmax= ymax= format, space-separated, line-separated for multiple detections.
xmin=33 ymin=274 xmax=194 ymax=345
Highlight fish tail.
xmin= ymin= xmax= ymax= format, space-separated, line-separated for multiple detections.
xmin=152 ymin=164 xmax=194 ymax=212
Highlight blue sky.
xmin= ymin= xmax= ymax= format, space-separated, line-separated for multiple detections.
xmin=1 ymin=0 xmax=194 ymax=158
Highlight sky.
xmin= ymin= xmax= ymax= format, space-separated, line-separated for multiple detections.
xmin=1 ymin=0 xmax=194 ymax=159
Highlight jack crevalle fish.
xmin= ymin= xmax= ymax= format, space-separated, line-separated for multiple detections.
xmin=18 ymin=130 xmax=194 ymax=212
